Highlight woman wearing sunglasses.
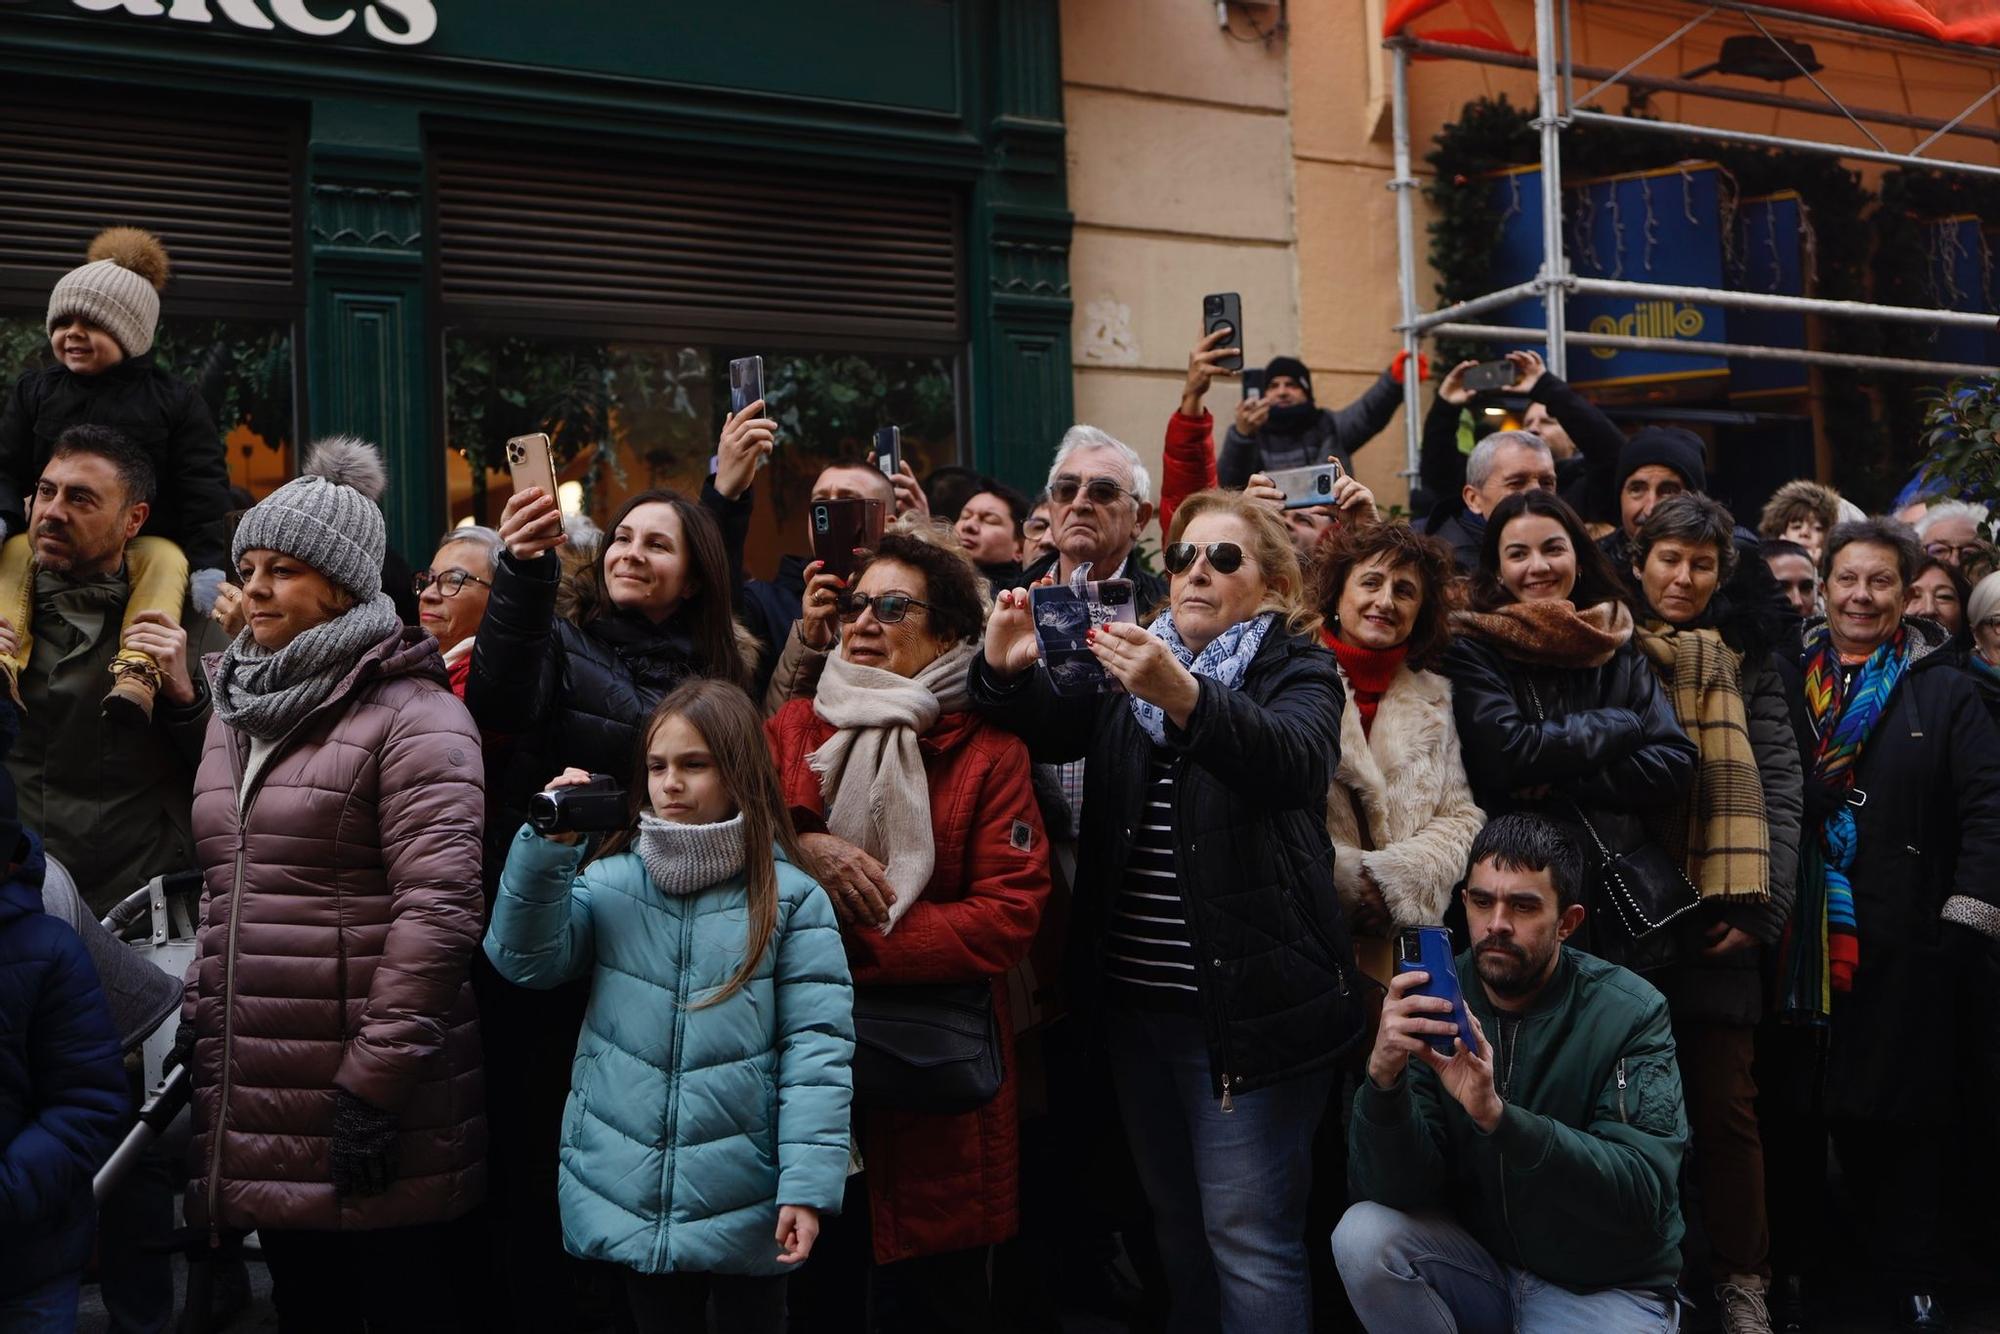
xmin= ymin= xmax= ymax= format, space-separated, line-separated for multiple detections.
xmin=413 ymin=525 xmax=500 ymax=697
xmin=766 ymin=520 xmax=1051 ymax=1334
xmin=973 ymin=489 xmax=1358 ymax=1334
xmin=1440 ymin=489 xmax=1696 ymax=967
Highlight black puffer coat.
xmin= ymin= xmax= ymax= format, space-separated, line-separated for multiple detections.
xmin=465 ymin=550 xmax=747 ymax=881
xmin=1441 ymin=615 xmax=1698 ymax=968
xmin=0 ymin=356 xmax=230 ymax=569
xmin=968 ymin=628 xmax=1362 ymax=1098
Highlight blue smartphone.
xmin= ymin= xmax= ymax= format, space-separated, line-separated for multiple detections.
xmin=1394 ymin=926 xmax=1475 ymax=1057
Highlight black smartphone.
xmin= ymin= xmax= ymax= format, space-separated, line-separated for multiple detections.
xmin=1241 ymin=367 xmax=1267 ymax=401
xmin=810 ymin=497 xmax=887 ymax=581
xmin=729 ymin=356 xmax=766 ymax=415
xmin=873 ymin=425 xmax=902 ymax=480
xmin=1202 ymin=292 xmax=1244 ymax=373
xmin=1461 ymin=359 xmax=1518 ymax=393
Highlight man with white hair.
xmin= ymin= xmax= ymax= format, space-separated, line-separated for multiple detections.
xmin=1022 ymin=424 xmax=1167 ymax=614
xmin=1429 ymin=430 xmax=1558 ymax=571
xmin=1914 ymin=500 xmax=1990 ymax=569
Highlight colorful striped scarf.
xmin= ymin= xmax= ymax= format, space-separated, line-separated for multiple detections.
xmin=1782 ymin=623 xmax=1910 ymax=1022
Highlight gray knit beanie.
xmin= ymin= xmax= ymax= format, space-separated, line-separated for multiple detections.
xmin=234 ymin=437 xmax=389 ymax=601
xmin=47 ymin=228 xmax=169 ymax=358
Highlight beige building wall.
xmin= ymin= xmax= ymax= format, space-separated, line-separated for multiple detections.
xmin=1063 ymin=0 xmax=2000 ymax=513
xmin=1061 ymin=0 xmax=1300 ymax=517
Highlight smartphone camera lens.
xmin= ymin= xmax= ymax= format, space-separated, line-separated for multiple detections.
xmin=814 ymin=509 xmax=829 ymax=533
xmin=1317 ymin=474 xmax=1332 ymax=495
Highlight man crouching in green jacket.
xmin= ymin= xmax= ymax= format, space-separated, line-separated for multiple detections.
xmin=1334 ymin=813 xmax=1689 ymax=1333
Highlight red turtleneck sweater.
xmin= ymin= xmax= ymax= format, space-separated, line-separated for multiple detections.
xmin=1325 ymin=632 xmax=1409 ymax=735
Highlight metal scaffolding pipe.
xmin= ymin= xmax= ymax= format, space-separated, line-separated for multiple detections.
xmin=1391 ymin=42 xmax=1425 ymax=484
xmin=1571 ymin=276 xmax=2000 ymax=331
xmin=1400 ymin=37 xmax=2000 ymax=148
xmin=1534 ymin=0 xmax=1569 ymax=377
xmin=1569 ymin=106 xmax=2000 ymax=182
xmin=1428 ymin=322 xmax=1998 ymax=376
xmin=1398 ymin=280 xmax=1547 ymax=333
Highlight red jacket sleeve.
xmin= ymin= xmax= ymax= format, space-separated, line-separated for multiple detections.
xmin=1160 ymin=410 xmax=1219 ymax=537
xmin=845 ymin=735 xmax=1051 ymax=985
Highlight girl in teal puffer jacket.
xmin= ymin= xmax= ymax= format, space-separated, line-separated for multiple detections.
xmin=486 ymin=679 xmax=854 ymax=1333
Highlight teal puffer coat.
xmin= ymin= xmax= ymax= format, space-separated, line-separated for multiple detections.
xmin=485 ymin=827 xmax=854 ymax=1277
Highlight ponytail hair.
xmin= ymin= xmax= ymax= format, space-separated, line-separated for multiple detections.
xmin=590 ymin=679 xmax=801 ymax=1008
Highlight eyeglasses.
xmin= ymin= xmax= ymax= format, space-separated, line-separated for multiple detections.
xmin=413 ymin=569 xmax=492 ymax=598
xmin=1163 ymin=541 xmax=1245 ymax=576
xmin=1925 ymin=541 xmax=1984 ymax=563
xmin=1049 ymin=477 xmax=1135 ymax=508
xmin=836 ymin=591 xmax=931 ymax=624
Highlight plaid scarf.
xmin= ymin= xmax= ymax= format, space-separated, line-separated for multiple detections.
xmin=1782 ymin=623 xmax=1910 ymax=1022
xmin=1634 ymin=622 xmax=1769 ymax=903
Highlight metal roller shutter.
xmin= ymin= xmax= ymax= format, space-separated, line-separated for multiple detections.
xmin=0 ymin=93 xmax=299 ymax=312
xmin=434 ymin=138 xmax=963 ymax=346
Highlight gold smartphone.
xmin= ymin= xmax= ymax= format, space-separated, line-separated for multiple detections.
xmin=505 ymin=432 xmax=559 ymax=499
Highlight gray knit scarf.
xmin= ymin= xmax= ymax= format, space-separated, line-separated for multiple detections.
xmin=637 ymin=812 xmax=748 ymax=896
xmin=212 ymin=594 xmax=404 ymax=741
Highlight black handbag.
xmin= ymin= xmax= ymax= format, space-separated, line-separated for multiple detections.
xmin=851 ymin=981 xmax=1004 ymax=1114
xmin=1523 ymin=682 xmax=1700 ymax=943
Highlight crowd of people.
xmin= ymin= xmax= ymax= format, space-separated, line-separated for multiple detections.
xmin=2 ymin=230 xmax=1998 ymax=1334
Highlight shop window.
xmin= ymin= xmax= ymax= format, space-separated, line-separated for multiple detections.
xmin=443 ymin=329 xmax=957 ymax=572
xmin=0 ymin=314 xmax=296 ymax=503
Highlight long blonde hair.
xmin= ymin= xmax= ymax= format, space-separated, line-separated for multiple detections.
xmin=589 ymin=679 xmax=802 ymax=1008
xmin=1167 ymin=489 xmax=1322 ymax=639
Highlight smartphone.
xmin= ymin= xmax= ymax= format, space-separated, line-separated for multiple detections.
xmin=810 ymin=497 xmax=887 ymax=581
xmin=873 ymin=425 xmax=903 ymax=480
xmin=1394 ymin=926 xmax=1476 ymax=1058
xmin=505 ymin=432 xmax=559 ymax=500
xmin=1268 ymin=461 xmax=1344 ymax=511
xmin=729 ymin=355 xmax=766 ymax=415
xmin=1202 ymin=292 xmax=1244 ymax=373
xmin=1241 ymin=367 xmax=1266 ymax=402
xmin=1461 ymin=359 xmax=1518 ymax=393
xmin=1029 ymin=574 xmax=1140 ymax=697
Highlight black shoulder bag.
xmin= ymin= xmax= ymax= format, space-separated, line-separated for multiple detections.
xmin=851 ymin=981 xmax=1004 ymax=1114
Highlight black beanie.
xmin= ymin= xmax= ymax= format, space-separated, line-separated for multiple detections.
xmin=1263 ymin=356 xmax=1313 ymax=403
xmin=1617 ymin=426 xmax=1707 ymax=495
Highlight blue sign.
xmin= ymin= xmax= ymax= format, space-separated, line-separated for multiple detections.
xmin=1911 ymin=216 xmax=1998 ymax=369
xmin=1729 ymin=193 xmax=1808 ymax=398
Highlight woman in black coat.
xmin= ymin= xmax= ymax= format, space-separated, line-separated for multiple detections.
xmin=1439 ymin=489 xmax=1697 ymax=969
xmin=463 ymin=483 xmax=752 ymax=1331
xmin=1760 ymin=519 xmax=2000 ymax=1329
xmin=971 ymin=490 xmax=1358 ymax=1334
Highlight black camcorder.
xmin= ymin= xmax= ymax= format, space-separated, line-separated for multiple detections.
xmin=528 ymin=775 xmax=628 ymax=835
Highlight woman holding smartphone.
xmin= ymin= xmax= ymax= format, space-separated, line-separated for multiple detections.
xmin=465 ymin=482 xmax=755 ymax=1328
xmin=972 ymin=489 xmax=1359 ymax=1334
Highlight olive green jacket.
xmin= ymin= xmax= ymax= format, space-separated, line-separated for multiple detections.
xmin=1349 ymin=947 xmax=1688 ymax=1292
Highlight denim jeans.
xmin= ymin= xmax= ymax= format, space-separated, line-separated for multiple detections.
xmin=0 ymin=1274 xmax=82 ymax=1334
xmin=1332 ymin=1202 xmax=1680 ymax=1334
xmin=1103 ymin=1007 xmax=1334 ymax=1334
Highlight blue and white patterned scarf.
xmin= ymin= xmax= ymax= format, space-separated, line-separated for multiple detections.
xmin=1128 ymin=610 xmax=1277 ymax=744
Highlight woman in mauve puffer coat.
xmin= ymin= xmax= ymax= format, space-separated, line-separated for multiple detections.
xmin=171 ymin=442 xmax=487 ymax=1331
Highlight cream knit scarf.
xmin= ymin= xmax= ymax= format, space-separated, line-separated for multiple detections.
xmin=808 ymin=639 xmax=977 ymax=934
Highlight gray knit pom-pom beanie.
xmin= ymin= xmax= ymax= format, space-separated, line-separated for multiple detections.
xmin=233 ymin=436 xmax=388 ymax=600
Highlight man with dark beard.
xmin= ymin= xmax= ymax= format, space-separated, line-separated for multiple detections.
xmin=1333 ymin=814 xmax=1690 ymax=1334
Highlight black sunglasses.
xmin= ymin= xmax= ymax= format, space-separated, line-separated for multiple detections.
xmin=1163 ymin=541 xmax=1245 ymax=576
xmin=836 ymin=591 xmax=931 ymax=624
xmin=1049 ymin=477 xmax=1135 ymax=507
xmin=413 ymin=569 xmax=492 ymax=598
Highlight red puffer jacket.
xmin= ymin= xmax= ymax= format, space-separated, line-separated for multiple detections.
xmin=182 ymin=627 xmax=487 ymax=1234
xmin=767 ymin=700 xmax=1050 ymax=1262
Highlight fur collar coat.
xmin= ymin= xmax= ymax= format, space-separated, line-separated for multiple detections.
xmin=1326 ymin=663 xmax=1486 ymax=929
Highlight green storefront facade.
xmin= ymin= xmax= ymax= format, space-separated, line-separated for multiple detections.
xmin=0 ymin=0 xmax=1074 ymax=562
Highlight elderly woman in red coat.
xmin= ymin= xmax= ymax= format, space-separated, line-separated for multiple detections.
xmin=766 ymin=521 xmax=1049 ymax=1334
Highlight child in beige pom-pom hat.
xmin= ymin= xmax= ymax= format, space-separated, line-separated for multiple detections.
xmin=0 ymin=227 xmax=231 ymax=725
